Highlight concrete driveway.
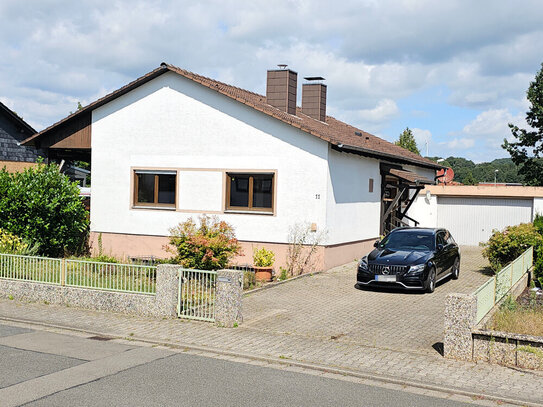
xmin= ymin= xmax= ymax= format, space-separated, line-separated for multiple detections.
xmin=243 ymin=246 xmax=490 ymax=356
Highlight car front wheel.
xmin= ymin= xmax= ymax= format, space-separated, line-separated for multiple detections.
xmin=452 ymin=257 xmax=460 ymax=280
xmin=425 ymin=267 xmax=436 ymax=293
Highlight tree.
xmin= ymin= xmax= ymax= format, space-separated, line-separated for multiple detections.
xmin=395 ymin=127 xmax=420 ymax=155
xmin=503 ymin=62 xmax=543 ymax=185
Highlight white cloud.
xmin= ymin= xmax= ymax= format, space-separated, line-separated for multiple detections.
xmin=441 ymin=138 xmax=475 ymax=150
xmin=0 ymin=0 xmax=541 ymax=157
xmin=356 ymin=99 xmax=399 ymax=123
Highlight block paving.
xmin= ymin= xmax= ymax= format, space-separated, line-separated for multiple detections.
xmin=0 ymin=246 xmax=542 ymax=405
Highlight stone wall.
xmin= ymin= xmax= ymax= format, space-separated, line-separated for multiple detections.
xmin=0 ymin=265 xmax=179 ymax=317
xmin=444 ymin=271 xmax=540 ymax=369
xmin=0 ymin=113 xmax=38 ymax=163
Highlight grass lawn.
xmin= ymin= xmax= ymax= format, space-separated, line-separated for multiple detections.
xmin=489 ymin=289 xmax=543 ymax=337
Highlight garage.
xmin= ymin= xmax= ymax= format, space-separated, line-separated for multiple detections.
xmin=436 ymin=197 xmax=533 ymax=246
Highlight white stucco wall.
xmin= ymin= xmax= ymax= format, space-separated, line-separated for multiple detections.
xmin=533 ymin=198 xmax=543 ymax=218
xmin=90 ymin=72 xmax=330 ymax=244
xmin=407 ymin=193 xmax=438 ymax=228
xmin=325 ymin=148 xmax=381 ymax=245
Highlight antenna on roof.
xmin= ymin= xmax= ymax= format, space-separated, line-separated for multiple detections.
xmin=277 ymin=64 xmax=288 ymax=70
xmin=354 ymin=131 xmax=362 ymax=136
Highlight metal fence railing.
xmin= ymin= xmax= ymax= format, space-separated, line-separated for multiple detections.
xmin=473 ymin=246 xmax=533 ymax=323
xmin=0 ymin=253 xmax=62 ymax=284
xmin=178 ymin=268 xmax=217 ymax=322
xmin=0 ymin=253 xmax=156 ymax=294
xmin=65 ymin=259 xmax=156 ymax=294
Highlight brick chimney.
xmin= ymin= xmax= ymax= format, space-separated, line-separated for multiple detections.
xmin=266 ymin=66 xmax=297 ymax=115
xmin=302 ymin=77 xmax=326 ymax=122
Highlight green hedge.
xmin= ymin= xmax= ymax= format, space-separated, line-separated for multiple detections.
xmin=482 ymin=219 xmax=543 ymax=285
xmin=0 ymin=163 xmax=89 ymax=257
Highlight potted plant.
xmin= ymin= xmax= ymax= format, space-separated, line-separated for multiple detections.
xmin=253 ymin=247 xmax=275 ymax=282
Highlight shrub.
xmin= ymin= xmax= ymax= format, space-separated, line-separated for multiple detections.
xmin=0 ymin=163 xmax=89 ymax=257
xmin=482 ymin=223 xmax=543 ymax=272
xmin=0 ymin=229 xmax=31 ymax=255
xmin=243 ymin=270 xmax=256 ymax=290
xmin=253 ymin=247 xmax=275 ymax=267
xmin=286 ymin=222 xmax=326 ymax=276
xmin=167 ymin=215 xmax=241 ymax=270
xmin=534 ymin=213 xmax=543 ymax=234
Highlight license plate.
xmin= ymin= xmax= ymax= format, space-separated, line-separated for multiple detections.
xmin=375 ymin=275 xmax=396 ymax=282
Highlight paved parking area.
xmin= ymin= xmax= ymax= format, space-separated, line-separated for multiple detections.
xmin=243 ymin=246 xmax=491 ymax=355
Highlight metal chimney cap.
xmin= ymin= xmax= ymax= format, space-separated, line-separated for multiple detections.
xmin=303 ymin=76 xmax=325 ymax=81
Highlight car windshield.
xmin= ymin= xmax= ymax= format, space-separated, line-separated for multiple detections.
xmin=379 ymin=232 xmax=434 ymax=252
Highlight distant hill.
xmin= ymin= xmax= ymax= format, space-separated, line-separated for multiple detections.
xmin=426 ymin=156 xmax=523 ymax=185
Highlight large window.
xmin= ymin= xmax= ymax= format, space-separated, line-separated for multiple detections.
xmin=226 ymin=173 xmax=274 ymax=212
xmin=133 ymin=170 xmax=176 ymax=208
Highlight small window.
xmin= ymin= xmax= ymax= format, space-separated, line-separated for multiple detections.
xmin=226 ymin=173 xmax=274 ymax=212
xmin=133 ymin=170 xmax=176 ymax=208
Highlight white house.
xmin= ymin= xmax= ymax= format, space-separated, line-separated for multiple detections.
xmin=23 ymin=63 xmax=441 ymax=270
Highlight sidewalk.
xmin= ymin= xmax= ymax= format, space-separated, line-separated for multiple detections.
xmin=1 ymin=298 xmax=542 ymax=406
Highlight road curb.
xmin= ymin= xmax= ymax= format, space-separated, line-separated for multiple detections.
xmin=1 ymin=315 xmax=541 ymax=407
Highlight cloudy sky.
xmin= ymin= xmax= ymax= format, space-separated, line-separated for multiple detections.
xmin=1 ymin=0 xmax=542 ymax=162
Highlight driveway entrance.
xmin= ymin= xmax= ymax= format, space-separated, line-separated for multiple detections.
xmin=243 ymin=246 xmax=490 ymax=355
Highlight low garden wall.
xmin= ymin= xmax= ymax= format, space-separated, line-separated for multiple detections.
xmin=0 ymin=264 xmax=179 ymax=317
xmin=444 ymin=248 xmax=542 ymax=370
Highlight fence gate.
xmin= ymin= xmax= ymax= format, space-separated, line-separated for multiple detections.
xmin=177 ymin=268 xmax=217 ymax=322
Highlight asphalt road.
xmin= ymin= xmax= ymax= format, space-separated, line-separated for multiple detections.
xmin=0 ymin=323 xmax=479 ymax=407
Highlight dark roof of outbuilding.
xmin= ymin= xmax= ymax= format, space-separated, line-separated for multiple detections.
xmin=22 ymin=63 xmax=442 ymax=170
xmin=0 ymin=101 xmax=36 ymax=134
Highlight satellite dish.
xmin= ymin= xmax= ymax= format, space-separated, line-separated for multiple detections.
xmin=437 ymin=167 xmax=454 ymax=184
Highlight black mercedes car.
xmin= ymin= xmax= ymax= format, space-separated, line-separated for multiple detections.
xmin=356 ymin=227 xmax=460 ymax=293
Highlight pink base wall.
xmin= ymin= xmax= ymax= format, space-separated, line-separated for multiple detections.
xmin=89 ymin=232 xmax=376 ymax=272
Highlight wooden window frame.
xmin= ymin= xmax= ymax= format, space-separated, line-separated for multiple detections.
xmin=225 ymin=172 xmax=274 ymax=213
xmin=133 ymin=170 xmax=177 ymax=209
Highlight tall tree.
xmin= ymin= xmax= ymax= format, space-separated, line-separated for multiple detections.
xmin=395 ymin=127 xmax=420 ymax=155
xmin=503 ymin=62 xmax=543 ymax=185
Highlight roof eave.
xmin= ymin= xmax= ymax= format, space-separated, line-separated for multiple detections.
xmin=0 ymin=102 xmax=37 ymax=135
xmin=331 ymin=143 xmax=444 ymax=171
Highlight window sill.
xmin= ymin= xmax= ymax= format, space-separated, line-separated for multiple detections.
xmin=224 ymin=209 xmax=274 ymax=216
xmin=132 ymin=205 xmax=176 ymax=211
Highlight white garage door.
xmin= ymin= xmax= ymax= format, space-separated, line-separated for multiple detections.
xmin=437 ymin=197 xmax=533 ymax=246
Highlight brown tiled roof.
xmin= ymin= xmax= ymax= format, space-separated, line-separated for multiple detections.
xmin=22 ymin=63 xmax=441 ymax=170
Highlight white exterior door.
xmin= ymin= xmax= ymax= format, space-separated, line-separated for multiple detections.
xmin=436 ymin=197 xmax=533 ymax=246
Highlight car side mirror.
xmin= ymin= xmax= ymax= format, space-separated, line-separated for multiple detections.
xmin=436 ymin=244 xmax=444 ymax=252
xmin=374 ymin=240 xmax=380 ymax=248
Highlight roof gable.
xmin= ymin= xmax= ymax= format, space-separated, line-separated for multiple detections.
xmin=22 ymin=63 xmax=441 ymax=170
xmin=0 ymin=101 xmax=36 ymax=135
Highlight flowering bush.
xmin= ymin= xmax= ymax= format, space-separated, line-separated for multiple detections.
xmin=166 ymin=215 xmax=241 ymax=270
xmin=0 ymin=229 xmax=29 ymax=254
xmin=482 ymin=223 xmax=543 ymax=272
xmin=253 ymin=247 xmax=275 ymax=267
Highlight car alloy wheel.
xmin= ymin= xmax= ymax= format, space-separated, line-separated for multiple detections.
xmin=452 ymin=258 xmax=460 ymax=280
xmin=426 ymin=268 xmax=436 ymax=293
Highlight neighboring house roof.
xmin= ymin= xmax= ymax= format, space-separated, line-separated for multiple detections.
xmin=424 ymin=185 xmax=543 ymax=198
xmin=0 ymin=101 xmax=36 ymax=135
xmin=22 ymin=63 xmax=442 ymax=170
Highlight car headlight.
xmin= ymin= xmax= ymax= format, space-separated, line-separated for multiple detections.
xmin=408 ymin=264 xmax=425 ymax=273
xmin=358 ymin=256 xmax=368 ymax=269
